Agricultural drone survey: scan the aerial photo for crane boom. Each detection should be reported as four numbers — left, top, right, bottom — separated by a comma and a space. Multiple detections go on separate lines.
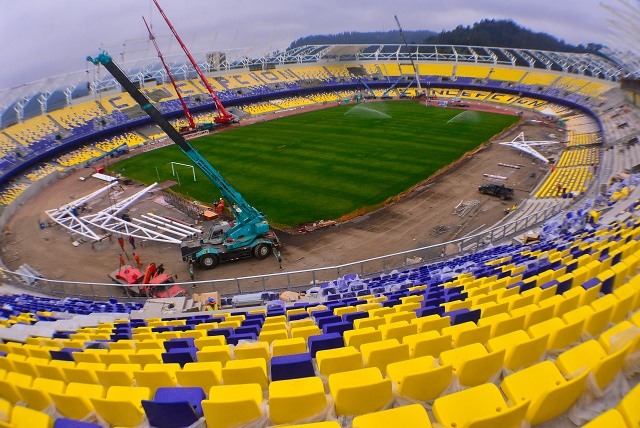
143, 16, 196, 131
394, 15, 422, 93
152, 0, 234, 124
88, 51, 278, 268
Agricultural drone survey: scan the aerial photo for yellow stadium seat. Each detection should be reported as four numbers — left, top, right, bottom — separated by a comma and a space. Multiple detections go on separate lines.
36, 359, 74, 382
556, 339, 629, 391
439, 343, 505, 388
133, 363, 179, 394
617, 382, 640, 427
583, 408, 627, 428
91, 386, 151, 427
411, 314, 450, 333
72, 349, 107, 363
386, 355, 452, 402
486, 330, 547, 372
175, 361, 222, 391
129, 349, 163, 366
203, 383, 264, 428
222, 358, 268, 389
315, 346, 363, 377
271, 337, 307, 357
354, 317, 385, 330
344, 327, 382, 350
442, 322, 491, 347
2, 406, 54, 428
0, 372, 31, 404
510, 304, 555, 329
433, 382, 529, 428
352, 404, 433, 428
478, 313, 525, 338
234, 341, 271, 361
328, 367, 392, 417
50, 382, 105, 420
360, 339, 410, 374
16, 377, 64, 410
378, 320, 417, 342
562, 305, 612, 337
527, 318, 584, 351
96, 363, 141, 388
269, 377, 327, 424
501, 360, 589, 425
194, 336, 226, 349
598, 321, 639, 353
63, 361, 104, 384
401, 330, 452, 359
197, 345, 232, 364
258, 330, 288, 344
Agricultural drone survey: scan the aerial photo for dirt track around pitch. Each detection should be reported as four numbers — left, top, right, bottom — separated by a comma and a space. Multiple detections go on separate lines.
0, 101, 561, 297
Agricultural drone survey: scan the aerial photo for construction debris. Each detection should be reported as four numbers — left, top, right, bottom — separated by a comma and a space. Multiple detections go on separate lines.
452, 200, 480, 218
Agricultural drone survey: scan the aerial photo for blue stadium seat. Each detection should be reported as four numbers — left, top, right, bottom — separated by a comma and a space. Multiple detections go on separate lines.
271, 353, 315, 381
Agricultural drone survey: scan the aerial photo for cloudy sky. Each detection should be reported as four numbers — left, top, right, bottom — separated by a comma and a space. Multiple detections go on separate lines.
0, 0, 618, 90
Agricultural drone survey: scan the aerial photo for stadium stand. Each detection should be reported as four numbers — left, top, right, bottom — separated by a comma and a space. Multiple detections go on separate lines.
2, 43, 640, 427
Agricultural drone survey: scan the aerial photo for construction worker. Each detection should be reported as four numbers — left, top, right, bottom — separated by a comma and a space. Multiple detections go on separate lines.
189, 261, 196, 288
119, 253, 125, 269
117, 236, 125, 251
129, 235, 136, 249
156, 263, 165, 275
133, 252, 142, 268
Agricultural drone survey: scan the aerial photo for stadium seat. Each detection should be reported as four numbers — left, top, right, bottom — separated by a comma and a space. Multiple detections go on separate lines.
175, 361, 222, 391
270, 352, 315, 381
486, 330, 547, 371
95, 363, 140, 388
360, 339, 410, 374
91, 386, 151, 427
501, 360, 589, 425
202, 384, 264, 428
440, 343, 505, 387
268, 377, 327, 424
16, 377, 64, 410
618, 382, 640, 427
555, 339, 628, 391
433, 382, 529, 428
352, 404, 433, 428
315, 346, 363, 377
583, 408, 627, 427
222, 358, 268, 388
50, 382, 105, 420
386, 355, 453, 401
133, 363, 180, 394
142, 386, 206, 428
402, 331, 452, 358
328, 367, 392, 416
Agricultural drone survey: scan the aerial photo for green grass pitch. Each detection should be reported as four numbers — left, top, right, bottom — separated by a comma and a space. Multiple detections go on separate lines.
109, 101, 519, 227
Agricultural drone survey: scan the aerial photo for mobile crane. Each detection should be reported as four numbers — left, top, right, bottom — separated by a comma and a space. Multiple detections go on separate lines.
152, 0, 235, 125
88, 51, 280, 269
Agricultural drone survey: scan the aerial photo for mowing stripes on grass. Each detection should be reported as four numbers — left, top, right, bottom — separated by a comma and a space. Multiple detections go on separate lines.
109, 101, 519, 227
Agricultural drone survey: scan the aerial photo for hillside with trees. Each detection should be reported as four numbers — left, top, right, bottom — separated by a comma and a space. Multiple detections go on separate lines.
287, 19, 602, 53
288, 30, 436, 49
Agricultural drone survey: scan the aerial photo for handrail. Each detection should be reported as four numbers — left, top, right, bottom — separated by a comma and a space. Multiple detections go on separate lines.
0, 200, 565, 301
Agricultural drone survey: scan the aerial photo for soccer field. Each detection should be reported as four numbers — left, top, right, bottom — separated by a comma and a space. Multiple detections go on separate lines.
109, 101, 519, 227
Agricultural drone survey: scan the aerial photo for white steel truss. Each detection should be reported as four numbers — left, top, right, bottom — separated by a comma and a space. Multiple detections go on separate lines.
498, 132, 560, 163
46, 182, 201, 244
45, 182, 120, 240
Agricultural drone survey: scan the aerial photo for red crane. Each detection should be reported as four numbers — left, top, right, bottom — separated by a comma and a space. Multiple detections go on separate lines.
152, 0, 235, 124
143, 16, 196, 131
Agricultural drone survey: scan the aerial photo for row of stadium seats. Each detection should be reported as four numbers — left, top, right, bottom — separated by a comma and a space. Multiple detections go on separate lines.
556, 147, 600, 167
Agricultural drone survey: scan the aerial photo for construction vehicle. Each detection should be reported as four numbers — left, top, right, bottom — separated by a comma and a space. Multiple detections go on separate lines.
88, 51, 280, 269
109, 265, 188, 298
151, 0, 235, 125
478, 183, 515, 200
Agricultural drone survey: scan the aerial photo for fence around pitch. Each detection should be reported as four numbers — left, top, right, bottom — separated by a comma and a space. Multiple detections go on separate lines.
0, 201, 565, 302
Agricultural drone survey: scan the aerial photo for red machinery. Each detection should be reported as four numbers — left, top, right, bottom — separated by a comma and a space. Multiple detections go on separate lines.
143, 16, 196, 131
152, 0, 235, 124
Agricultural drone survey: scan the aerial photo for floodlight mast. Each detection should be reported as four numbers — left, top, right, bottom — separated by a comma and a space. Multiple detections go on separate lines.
394, 15, 423, 94
143, 16, 196, 131
152, 0, 234, 124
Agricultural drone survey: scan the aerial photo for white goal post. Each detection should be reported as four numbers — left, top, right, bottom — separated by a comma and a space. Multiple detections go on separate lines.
170, 162, 196, 182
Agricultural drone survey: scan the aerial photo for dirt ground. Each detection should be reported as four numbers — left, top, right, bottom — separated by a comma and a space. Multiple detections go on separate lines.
0, 100, 564, 297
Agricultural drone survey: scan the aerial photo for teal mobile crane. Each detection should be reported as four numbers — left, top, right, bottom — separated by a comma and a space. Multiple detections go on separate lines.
88, 52, 280, 269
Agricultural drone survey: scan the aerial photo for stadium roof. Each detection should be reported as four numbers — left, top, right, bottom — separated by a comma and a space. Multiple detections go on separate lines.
1, 43, 639, 120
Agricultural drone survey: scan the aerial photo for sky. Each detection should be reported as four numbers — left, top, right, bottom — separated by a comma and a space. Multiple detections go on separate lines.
0, 0, 618, 91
